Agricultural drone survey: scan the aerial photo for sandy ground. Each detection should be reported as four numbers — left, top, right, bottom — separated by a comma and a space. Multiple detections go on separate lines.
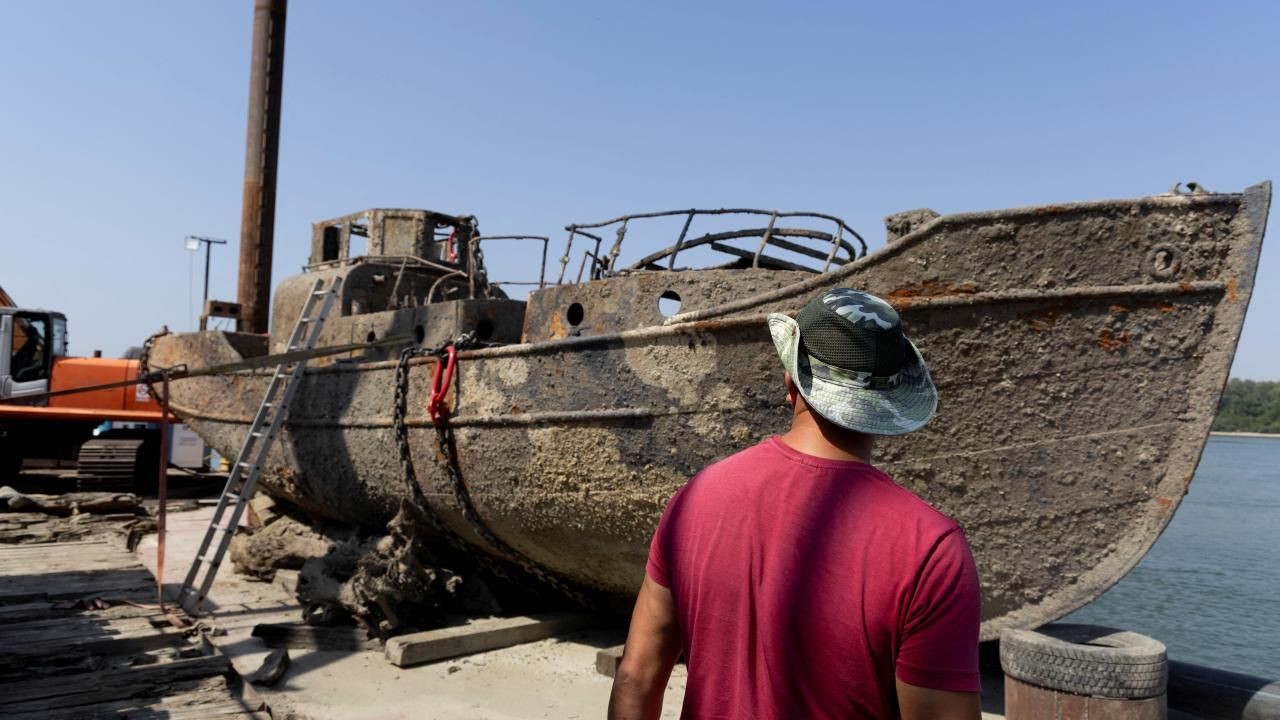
137, 505, 1021, 719
136, 505, 687, 719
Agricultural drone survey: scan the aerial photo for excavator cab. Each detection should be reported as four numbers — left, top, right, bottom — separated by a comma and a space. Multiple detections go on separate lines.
0, 309, 66, 403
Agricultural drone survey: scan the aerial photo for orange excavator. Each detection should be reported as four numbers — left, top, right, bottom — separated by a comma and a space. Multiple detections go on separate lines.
0, 306, 171, 486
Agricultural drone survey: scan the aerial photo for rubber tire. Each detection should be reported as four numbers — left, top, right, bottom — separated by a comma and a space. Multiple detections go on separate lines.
1000, 624, 1167, 699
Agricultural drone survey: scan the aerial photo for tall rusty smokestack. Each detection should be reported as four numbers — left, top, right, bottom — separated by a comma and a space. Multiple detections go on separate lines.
236, 0, 287, 334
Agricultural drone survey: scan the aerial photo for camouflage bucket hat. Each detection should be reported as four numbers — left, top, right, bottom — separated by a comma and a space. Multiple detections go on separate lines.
767, 289, 938, 436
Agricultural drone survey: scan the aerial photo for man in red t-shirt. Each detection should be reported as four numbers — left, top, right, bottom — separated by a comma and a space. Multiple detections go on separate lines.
609, 289, 981, 720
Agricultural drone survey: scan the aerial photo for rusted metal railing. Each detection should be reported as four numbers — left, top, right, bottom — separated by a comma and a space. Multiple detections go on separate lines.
558, 209, 866, 284
475, 236, 551, 290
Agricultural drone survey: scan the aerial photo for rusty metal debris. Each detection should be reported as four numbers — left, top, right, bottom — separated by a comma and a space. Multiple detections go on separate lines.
151, 182, 1270, 640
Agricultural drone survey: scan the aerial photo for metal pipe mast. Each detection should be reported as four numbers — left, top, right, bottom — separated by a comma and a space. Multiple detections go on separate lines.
236, 0, 287, 334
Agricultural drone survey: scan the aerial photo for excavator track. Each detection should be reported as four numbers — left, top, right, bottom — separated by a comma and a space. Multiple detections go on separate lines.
76, 431, 159, 492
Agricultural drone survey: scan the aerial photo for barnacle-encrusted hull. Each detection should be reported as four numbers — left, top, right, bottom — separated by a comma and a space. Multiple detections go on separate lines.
151, 183, 1270, 639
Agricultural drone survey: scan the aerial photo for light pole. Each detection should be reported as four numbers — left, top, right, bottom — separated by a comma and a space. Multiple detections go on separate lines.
184, 236, 228, 304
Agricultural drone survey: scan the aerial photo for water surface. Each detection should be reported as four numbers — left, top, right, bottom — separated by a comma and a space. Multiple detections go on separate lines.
1064, 435, 1279, 678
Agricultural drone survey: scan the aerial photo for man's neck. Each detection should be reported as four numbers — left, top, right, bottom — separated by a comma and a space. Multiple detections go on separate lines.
780, 406, 874, 464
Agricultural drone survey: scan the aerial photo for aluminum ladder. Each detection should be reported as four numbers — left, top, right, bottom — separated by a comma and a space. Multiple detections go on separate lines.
177, 276, 343, 614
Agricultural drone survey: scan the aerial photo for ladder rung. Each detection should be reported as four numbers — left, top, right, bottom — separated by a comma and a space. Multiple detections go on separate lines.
179, 281, 330, 610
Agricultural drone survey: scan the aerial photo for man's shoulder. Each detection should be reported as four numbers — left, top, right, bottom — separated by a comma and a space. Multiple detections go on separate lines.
873, 470, 964, 536
685, 438, 784, 485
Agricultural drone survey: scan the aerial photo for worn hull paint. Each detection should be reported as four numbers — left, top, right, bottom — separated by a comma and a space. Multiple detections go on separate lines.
150, 183, 1270, 640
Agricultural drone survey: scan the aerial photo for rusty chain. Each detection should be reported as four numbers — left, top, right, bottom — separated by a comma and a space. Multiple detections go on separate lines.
392, 340, 594, 608
137, 327, 172, 402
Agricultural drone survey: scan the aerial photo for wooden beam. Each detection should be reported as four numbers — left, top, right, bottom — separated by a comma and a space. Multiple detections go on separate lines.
596, 644, 625, 678
384, 612, 594, 668
251, 623, 380, 651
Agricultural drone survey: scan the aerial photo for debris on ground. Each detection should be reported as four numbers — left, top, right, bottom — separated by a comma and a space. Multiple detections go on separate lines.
0, 486, 145, 515
229, 495, 355, 580
229, 496, 517, 639
298, 502, 501, 638
0, 539, 261, 716
0, 487, 154, 544
249, 647, 291, 686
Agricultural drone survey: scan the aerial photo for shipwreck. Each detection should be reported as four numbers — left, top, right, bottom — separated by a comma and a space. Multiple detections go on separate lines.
148, 181, 1270, 640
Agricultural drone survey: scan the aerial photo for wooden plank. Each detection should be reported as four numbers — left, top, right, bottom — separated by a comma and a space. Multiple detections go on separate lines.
251, 622, 381, 651
0, 538, 116, 551
596, 644, 625, 678
0, 544, 131, 559
0, 570, 153, 603
0, 616, 183, 658
384, 612, 594, 668
0, 654, 232, 710
2, 676, 262, 718
0, 532, 260, 717
0, 600, 157, 624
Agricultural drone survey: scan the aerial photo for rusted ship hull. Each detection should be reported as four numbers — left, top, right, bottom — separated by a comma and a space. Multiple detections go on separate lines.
150, 183, 1270, 640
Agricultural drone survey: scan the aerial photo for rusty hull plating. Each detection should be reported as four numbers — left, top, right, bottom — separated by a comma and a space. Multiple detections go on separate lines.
150, 182, 1271, 640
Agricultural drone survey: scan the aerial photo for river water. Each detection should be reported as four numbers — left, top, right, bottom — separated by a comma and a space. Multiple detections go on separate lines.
1063, 435, 1279, 678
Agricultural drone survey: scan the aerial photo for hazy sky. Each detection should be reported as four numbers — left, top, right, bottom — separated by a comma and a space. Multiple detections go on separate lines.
1, 1, 1276, 378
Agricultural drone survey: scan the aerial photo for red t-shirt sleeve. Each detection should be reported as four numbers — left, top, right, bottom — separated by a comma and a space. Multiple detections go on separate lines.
646, 487, 685, 588
895, 527, 982, 692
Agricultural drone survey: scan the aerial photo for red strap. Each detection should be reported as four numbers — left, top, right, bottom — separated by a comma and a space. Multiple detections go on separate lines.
156, 375, 170, 609
428, 345, 457, 425
447, 228, 459, 262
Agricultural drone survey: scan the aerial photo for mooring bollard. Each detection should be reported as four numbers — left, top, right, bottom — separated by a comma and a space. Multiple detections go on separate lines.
1001, 624, 1168, 720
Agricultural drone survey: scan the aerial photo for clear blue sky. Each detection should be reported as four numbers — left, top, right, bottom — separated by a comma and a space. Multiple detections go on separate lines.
2, 1, 1276, 378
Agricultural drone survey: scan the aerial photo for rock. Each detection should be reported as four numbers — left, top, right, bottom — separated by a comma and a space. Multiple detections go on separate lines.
274, 568, 300, 594
229, 502, 351, 580
247, 494, 280, 528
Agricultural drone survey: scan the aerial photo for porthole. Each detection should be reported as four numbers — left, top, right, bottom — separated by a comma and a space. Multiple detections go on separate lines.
658, 290, 682, 317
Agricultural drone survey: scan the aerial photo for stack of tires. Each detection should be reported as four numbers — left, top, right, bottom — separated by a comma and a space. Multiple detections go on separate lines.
1001, 624, 1168, 719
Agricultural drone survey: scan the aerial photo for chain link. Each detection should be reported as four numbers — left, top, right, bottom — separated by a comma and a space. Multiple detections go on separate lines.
137, 327, 171, 403
393, 340, 595, 607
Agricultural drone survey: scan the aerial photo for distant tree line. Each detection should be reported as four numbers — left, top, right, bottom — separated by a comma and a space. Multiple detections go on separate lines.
1212, 378, 1280, 434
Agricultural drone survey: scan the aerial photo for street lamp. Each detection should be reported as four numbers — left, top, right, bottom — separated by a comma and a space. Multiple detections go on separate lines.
184, 236, 228, 304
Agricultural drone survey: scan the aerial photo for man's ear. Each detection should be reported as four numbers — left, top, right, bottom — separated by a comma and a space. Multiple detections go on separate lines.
784, 372, 798, 408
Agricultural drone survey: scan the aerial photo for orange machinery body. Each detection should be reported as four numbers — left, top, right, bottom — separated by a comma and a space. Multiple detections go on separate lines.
0, 357, 170, 423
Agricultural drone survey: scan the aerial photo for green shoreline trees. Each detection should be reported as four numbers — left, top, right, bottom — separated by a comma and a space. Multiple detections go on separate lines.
1213, 379, 1280, 434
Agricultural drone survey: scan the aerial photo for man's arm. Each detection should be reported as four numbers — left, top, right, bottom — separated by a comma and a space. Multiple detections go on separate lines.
895, 527, 983, 720
607, 576, 682, 720
896, 679, 981, 720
